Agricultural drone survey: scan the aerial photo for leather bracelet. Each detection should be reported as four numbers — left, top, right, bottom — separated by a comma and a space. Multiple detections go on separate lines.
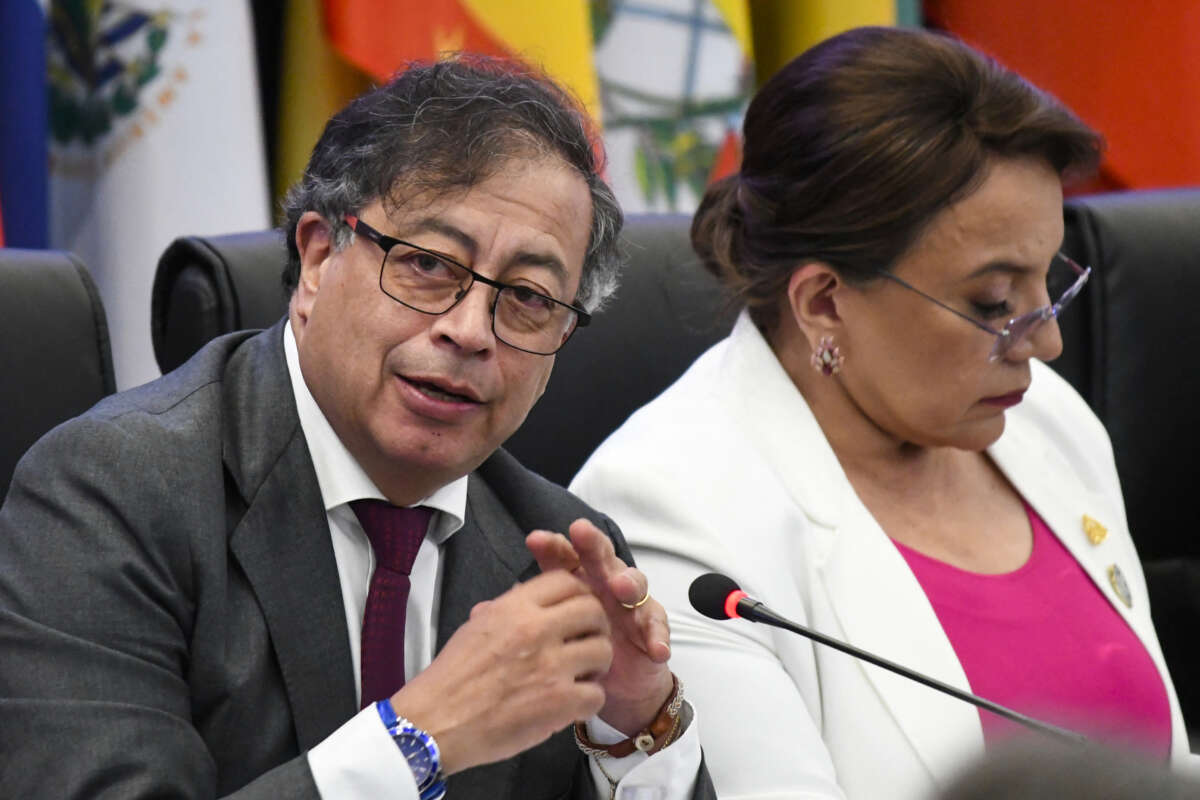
573, 674, 684, 758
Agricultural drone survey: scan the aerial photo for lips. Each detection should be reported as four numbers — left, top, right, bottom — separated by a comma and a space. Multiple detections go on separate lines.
981, 390, 1026, 408
400, 375, 483, 404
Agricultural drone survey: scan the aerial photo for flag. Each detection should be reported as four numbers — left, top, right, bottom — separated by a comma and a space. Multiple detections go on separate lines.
0, 1, 49, 249
274, 0, 370, 203
323, 0, 598, 114
274, 0, 600, 208
926, 0, 1200, 191
592, 0, 754, 213
48, 1, 270, 389
592, 0, 922, 214
748, 0, 918, 85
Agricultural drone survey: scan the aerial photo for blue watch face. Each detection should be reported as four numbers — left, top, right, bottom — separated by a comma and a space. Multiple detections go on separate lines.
398, 732, 436, 783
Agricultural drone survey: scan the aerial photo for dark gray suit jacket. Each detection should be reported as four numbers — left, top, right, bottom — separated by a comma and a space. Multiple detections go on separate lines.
0, 322, 714, 799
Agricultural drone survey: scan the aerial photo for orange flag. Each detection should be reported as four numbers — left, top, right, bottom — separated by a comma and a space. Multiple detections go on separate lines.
927, 0, 1200, 191
275, 1, 599, 205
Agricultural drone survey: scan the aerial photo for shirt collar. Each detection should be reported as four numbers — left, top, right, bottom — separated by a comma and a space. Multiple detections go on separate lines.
283, 322, 466, 542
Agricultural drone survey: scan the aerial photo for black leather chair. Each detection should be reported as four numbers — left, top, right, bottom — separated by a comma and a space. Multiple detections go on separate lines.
1061, 189, 1200, 562
0, 249, 116, 503
151, 230, 290, 374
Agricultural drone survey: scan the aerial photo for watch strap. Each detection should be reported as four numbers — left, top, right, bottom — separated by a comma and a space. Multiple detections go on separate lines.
376, 699, 447, 800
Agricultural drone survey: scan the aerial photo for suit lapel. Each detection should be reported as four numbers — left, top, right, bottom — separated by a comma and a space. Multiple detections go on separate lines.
821, 503, 985, 784
721, 313, 984, 785
224, 323, 357, 750
436, 472, 537, 650
990, 404, 1191, 758
989, 421, 1141, 628
437, 472, 537, 800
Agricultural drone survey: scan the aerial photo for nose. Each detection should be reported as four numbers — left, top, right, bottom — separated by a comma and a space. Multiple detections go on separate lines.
1003, 315, 1064, 364
1032, 314, 1065, 362
428, 283, 497, 355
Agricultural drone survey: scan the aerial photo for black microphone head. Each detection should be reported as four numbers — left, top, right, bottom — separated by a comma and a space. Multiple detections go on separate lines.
689, 572, 741, 620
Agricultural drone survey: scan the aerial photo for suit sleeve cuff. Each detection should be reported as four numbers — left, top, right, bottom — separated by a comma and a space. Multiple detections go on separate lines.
585, 701, 701, 798
308, 704, 421, 799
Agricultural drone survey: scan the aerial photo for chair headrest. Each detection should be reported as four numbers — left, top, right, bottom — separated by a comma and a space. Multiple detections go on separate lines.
0, 249, 115, 501
151, 230, 288, 373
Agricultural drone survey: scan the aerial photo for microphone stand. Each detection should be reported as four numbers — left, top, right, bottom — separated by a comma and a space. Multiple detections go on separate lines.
739, 599, 1088, 745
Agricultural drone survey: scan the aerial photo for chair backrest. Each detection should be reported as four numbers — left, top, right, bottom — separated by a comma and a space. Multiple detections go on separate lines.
507, 215, 736, 484
151, 230, 289, 374
1061, 188, 1200, 563
149, 196, 1199, 517
0, 249, 115, 502
1061, 188, 1200, 750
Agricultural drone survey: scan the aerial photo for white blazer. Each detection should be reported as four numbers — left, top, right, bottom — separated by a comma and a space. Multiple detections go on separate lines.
572, 312, 1190, 800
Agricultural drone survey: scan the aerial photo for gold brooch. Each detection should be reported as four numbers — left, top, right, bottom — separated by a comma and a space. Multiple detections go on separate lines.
1108, 564, 1132, 608
1082, 514, 1107, 545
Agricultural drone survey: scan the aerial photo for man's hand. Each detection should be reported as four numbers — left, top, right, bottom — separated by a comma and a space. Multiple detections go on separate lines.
526, 519, 675, 737
390, 570, 613, 776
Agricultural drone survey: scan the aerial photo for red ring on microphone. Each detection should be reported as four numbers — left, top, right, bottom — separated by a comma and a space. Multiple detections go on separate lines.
724, 590, 748, 619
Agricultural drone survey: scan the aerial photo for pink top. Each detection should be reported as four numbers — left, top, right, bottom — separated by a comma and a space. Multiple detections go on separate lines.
894, 504, 1171, 759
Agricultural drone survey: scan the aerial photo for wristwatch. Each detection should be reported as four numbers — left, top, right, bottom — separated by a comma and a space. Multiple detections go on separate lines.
376, 699, 447, 800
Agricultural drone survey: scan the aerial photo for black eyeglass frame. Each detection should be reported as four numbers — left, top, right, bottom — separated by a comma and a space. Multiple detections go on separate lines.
343, 214, 591, 355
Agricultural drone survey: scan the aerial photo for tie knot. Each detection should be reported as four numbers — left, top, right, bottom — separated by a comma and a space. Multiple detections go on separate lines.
350, 500, 432, 575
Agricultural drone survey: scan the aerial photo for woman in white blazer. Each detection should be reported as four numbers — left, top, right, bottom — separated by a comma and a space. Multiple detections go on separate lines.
571, 27, 1191, 800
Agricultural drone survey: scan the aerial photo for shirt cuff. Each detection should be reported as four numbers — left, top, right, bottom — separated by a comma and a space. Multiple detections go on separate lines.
585, 702, 701, 799
308, 704, 421, 799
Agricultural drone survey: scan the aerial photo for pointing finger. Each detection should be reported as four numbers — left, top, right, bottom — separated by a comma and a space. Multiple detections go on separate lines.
526, 530, 581, 574
568, 519, 622, 577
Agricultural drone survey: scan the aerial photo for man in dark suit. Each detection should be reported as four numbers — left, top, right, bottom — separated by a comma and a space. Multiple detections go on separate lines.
0, 57, 712, 799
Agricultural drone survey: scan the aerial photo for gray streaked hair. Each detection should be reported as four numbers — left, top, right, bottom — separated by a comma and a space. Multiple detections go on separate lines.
280, 55, 623, 312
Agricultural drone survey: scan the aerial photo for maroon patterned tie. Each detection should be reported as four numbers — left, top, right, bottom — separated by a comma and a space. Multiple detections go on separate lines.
351, 499, 433, 709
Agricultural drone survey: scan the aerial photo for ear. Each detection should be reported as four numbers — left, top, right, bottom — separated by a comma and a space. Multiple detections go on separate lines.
290, 211, 335, 330
784, 261, 844, 347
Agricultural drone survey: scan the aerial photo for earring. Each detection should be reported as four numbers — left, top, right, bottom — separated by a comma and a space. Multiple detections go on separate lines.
810, 336, 843, 376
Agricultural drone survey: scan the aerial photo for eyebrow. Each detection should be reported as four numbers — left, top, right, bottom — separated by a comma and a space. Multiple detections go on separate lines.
963, 261, 1033, 280
962, 256, 1058, 281
401, 216, 569, 282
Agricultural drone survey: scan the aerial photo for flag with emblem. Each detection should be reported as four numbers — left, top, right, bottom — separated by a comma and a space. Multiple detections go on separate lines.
592, 0, 754, 214
48, 0, 270, 388
594, 0, 921, 214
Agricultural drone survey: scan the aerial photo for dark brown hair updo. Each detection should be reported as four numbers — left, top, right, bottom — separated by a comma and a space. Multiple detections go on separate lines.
691, 26, 1101, 333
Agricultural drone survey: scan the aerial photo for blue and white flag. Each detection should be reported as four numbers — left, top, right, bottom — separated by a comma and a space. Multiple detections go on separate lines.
0, 1, 49, 249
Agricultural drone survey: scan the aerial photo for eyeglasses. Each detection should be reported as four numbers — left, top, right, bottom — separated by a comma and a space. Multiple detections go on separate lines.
875, 253, 1091, 362
344, 215, 590, 355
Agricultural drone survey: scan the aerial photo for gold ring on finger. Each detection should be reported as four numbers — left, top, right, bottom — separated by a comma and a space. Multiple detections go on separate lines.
621, 592, 651, 610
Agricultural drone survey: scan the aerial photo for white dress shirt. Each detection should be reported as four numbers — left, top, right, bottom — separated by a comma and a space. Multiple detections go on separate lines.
283, 324, 700, 799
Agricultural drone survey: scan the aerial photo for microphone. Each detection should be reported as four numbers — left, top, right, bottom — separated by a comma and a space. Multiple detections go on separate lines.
689, 572, 1086, 744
